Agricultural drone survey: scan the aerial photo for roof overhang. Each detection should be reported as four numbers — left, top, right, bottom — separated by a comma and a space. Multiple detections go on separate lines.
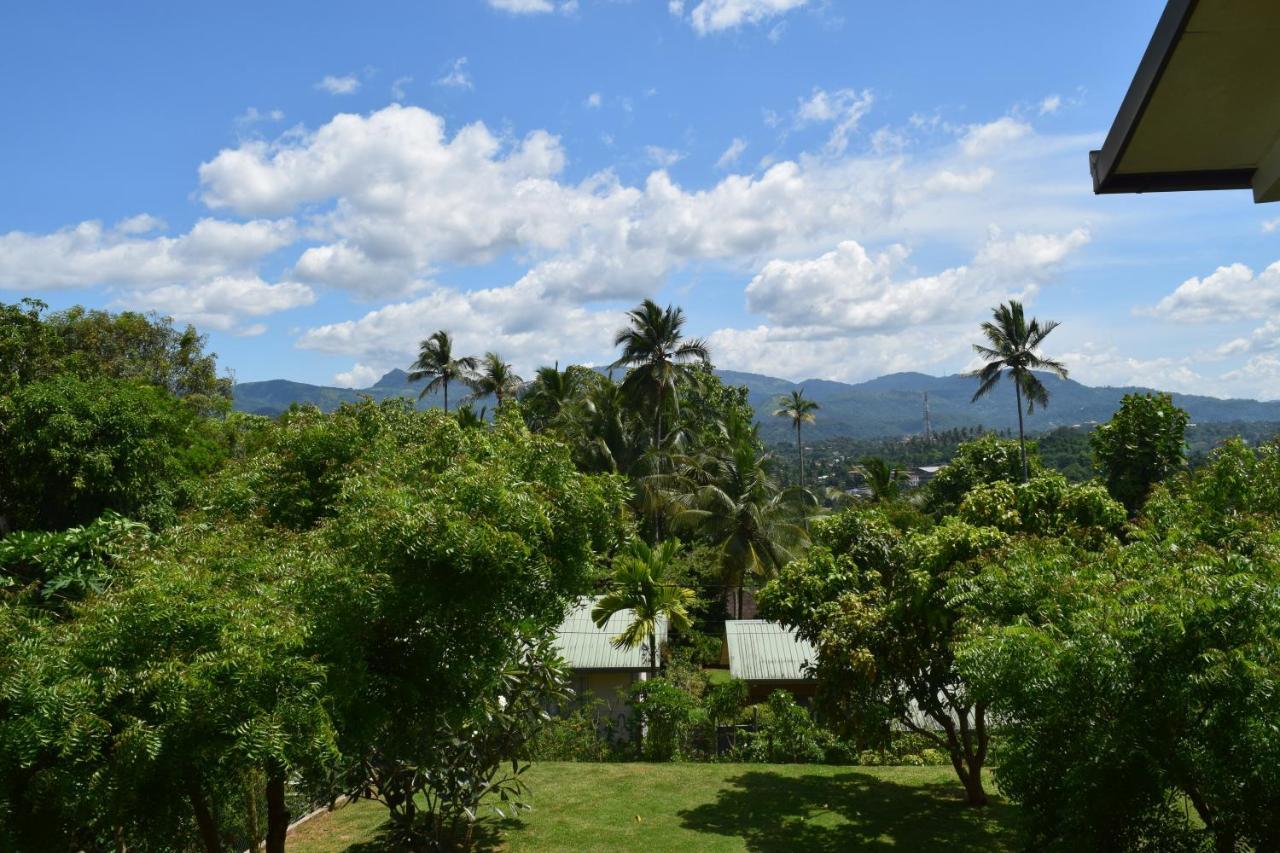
1091, 0, 1280, 202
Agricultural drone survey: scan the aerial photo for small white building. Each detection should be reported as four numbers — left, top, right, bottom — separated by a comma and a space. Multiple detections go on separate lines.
552, 597, 668, 734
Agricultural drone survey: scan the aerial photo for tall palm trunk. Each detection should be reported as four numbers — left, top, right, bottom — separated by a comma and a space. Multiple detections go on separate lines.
1014, 377, 1028, 483
443, 377, 449, 413
795, 421, 804, 488
652, 386, 665, 544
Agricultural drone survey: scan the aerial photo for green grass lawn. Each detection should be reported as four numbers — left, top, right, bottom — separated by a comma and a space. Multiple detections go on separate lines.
288, 762, 1020, 852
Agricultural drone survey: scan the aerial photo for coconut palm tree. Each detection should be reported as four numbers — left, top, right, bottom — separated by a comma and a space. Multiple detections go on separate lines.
968, 301, 1068, 482
407, 330, 477, 412
773, 390, 820, 488
664, 411, 814, 617
523, 362, 583, 430
466, 351, 524, 409
853, 456, 910, 502
592, 539, 695, 679
611, 300, 710, 452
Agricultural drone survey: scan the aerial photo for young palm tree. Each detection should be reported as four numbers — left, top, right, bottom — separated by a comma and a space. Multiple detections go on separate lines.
466, 351, 524, 409
591, 539, 695, 679
968, 301, 1068, 482
407, 330, 477, 412
611, 300, 710, 452
772, 390, 820, 488
523, 362, 582, 429
665, 411, 814, 617
853, 456, 909, 502
454, 402, 486, 429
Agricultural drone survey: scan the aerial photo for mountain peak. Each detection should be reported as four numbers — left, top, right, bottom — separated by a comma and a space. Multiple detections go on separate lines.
372, 368, 410, 389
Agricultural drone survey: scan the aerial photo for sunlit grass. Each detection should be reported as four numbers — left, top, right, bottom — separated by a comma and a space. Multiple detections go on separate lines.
289, 762, 1020, 852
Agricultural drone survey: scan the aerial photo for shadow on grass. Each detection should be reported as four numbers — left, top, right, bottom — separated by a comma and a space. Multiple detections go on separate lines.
341, 816, 514, 853
677, 770, 1019, 853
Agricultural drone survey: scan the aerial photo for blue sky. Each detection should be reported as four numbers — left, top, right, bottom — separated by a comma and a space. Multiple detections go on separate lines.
4, 0, 1280, 397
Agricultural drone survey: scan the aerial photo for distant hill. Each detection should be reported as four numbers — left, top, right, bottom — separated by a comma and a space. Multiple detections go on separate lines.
233, 368, 1280, 443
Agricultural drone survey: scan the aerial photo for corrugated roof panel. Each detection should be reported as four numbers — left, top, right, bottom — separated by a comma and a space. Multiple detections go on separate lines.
553, 597, 669, 671
724, 620, 816, 682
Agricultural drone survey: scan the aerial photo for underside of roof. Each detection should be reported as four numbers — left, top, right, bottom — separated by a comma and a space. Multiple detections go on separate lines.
1091, 0, 1280, 202
553, 597, 669, 671
723, 620, 816, 683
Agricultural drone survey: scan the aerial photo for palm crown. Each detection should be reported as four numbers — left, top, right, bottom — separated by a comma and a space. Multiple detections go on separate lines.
772, 389, 820, 488
407, 330, 477, 412
612, 299, 710, 448
968, 300, 1068, 481
466, 351, 524, 408
591, 538, 694, 676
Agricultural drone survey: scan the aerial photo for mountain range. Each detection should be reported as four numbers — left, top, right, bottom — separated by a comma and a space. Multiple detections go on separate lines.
232, 368, 1280, 444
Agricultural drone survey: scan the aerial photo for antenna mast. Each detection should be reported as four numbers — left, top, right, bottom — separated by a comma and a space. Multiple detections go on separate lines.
923, 391, 933, 441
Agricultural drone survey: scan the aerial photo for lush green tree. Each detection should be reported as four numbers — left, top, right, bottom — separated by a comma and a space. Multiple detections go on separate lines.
958, 457, 1280, 848
773, 390, 819, 488
1091, 392, 1190, 514
852, 456, 909, 502
611, 299, 710, 453
0, 524, 341, 853
761, 472, 1123, 809
466, 351, 524, 409
968, 301, 1068, 482
407, 329, 478, 412
352, 635, 571, 850
592, 538, 695, 678
760, 510, 1005, 806
0, 300, 231, 414
0, 375, 221, 532
924, 433, 1041, 517
0, 298, 53, 396
211, 401, 628, 843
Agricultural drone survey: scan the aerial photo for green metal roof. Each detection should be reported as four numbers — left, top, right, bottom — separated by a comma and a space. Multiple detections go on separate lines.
553, 596, 669, 671
724, 620, 816, 682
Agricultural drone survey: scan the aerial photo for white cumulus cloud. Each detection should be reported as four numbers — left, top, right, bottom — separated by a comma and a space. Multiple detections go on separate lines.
315, 74, 361, 95
683, 0, 808, 35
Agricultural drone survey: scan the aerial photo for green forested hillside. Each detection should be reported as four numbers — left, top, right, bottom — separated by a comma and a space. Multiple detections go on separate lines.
236, 367, 1280, 445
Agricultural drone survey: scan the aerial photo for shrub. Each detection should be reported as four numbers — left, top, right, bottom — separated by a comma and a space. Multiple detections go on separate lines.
733, 692, 826, 764
523, 702, 618, 762
628, 678, 710, 761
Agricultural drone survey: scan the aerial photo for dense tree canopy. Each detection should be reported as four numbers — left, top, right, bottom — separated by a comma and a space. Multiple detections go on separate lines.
1091, 391, 1189, 513
958, 439, 1280, 850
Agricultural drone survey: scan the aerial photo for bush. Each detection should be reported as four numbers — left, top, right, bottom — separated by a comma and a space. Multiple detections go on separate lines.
628, 678, 710, 761
732, 692, 826, 764
523, 702, 619, 762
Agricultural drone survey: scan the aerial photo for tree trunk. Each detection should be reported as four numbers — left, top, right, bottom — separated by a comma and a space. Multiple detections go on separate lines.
443, 378, 449, 413
245, 771, 263, 853
653, 388, 664, 544
187, 777, 222, 853
796, 422, 804, 488
649, 630, 658, 680
1014, 378, 1028, 483
265, 773, 290, 853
